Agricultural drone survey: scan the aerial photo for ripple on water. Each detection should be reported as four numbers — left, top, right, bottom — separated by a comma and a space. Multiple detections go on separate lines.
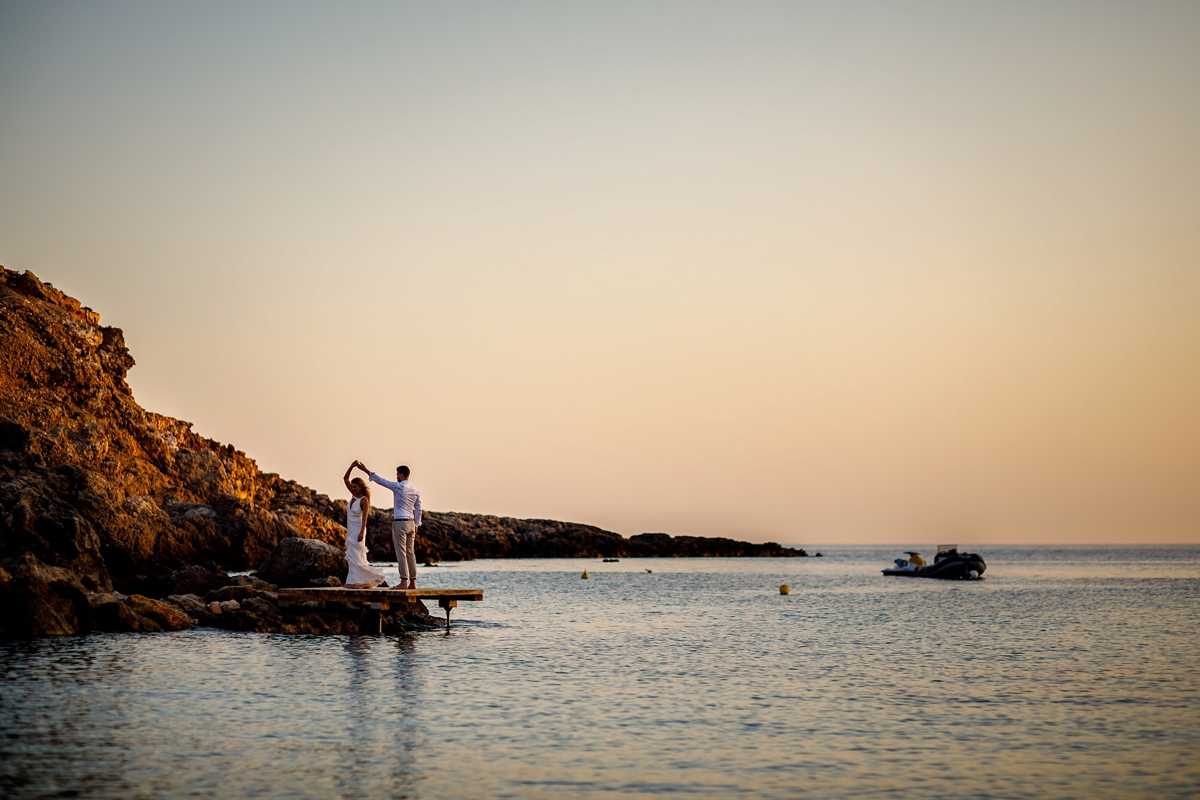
1, 546, 1198, 798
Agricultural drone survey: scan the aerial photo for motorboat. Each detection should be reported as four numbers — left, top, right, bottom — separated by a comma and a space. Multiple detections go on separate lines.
882, 544, 985, 580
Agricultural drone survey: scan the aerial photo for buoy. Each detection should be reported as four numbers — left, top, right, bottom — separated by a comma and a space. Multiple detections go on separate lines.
779, 584, 790, 595
645, 569, 653, 574
581, 570, 589, 579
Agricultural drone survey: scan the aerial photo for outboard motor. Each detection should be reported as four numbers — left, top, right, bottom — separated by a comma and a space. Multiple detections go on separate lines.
963, 553, 987, 579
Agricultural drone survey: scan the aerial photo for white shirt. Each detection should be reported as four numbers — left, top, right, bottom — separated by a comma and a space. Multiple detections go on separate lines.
368, 473, 422, 526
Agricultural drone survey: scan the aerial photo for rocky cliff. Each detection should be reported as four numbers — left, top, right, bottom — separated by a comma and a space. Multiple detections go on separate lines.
0, 267, 800, 636
0, 268, 346, 591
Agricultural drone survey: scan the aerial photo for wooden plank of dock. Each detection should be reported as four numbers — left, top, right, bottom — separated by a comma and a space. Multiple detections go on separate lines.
277, 587, 483, 602
275, 587, 483, 631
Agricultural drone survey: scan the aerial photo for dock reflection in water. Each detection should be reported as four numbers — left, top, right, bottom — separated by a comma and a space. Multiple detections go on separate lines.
1, 633, 428, 798
2, 546, 1199, 798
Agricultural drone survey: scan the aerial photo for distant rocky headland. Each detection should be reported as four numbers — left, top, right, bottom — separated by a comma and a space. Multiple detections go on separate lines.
0, 268, 803, 637
405, 513, 802, 562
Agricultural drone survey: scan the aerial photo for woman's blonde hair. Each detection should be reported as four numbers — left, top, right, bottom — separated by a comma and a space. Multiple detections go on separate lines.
350, 477, 368, 495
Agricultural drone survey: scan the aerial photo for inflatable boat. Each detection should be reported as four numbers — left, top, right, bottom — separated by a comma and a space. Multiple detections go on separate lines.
882, 545, 985, 580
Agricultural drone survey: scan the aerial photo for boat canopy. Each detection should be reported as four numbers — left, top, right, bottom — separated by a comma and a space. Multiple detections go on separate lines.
936, 544, 958, 555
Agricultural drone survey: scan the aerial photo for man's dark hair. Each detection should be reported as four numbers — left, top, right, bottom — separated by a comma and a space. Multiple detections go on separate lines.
396, 465, 410, 478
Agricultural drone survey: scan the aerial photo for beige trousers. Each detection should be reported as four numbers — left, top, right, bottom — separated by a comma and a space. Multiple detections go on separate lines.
392, 519, 417, 583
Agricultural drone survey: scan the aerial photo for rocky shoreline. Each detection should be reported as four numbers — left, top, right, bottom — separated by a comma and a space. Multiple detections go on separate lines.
0, 268, 804, 638
389, 511, 806, 562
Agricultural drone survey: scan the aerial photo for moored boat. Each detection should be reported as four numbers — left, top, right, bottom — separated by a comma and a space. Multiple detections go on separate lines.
883, 544, 986, 580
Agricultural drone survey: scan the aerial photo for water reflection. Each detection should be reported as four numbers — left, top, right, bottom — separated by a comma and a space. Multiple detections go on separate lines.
1, 549, 1198, 799
0, 631, 437, 799
390, 636, 425, 799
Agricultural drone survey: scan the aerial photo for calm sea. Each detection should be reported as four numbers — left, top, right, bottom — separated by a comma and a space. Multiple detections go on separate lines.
2, 546, 1198, 799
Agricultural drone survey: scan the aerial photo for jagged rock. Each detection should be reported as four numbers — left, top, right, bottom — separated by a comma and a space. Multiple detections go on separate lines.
216, 596, 282, 632
256, 537, 348, 587
184, 575, 439, 634
126, 594, 193, 630
205, 584, 276, 603
205, 593, 439, 634
0, 554, 90, 637
162, 593, 214, 624
87, 592, 142, 631
228, 574, 276, 591
308, 575, 343, 587
0, 470, 113, 592
87, 591, 193, 632
160, 563, 231, 597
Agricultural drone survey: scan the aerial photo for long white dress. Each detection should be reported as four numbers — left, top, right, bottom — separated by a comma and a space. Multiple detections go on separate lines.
345, 497, 386, 587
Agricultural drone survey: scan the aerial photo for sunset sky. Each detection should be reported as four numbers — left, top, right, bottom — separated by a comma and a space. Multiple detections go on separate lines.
2, 1, 1197, 544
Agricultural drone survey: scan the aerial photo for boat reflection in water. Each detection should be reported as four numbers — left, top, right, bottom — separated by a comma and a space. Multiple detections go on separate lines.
883, 544, 986, 580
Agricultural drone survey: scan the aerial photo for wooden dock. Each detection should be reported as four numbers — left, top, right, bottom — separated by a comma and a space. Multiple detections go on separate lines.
276, 587, 483, 631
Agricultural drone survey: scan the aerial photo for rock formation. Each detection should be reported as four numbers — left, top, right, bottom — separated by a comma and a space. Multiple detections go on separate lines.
157, 572, 432, 635
0, 269, 347, 582
0, 552, 196, 636
0, 268, 378, 635
256, 536, 348, 587
366, 510, 805, 562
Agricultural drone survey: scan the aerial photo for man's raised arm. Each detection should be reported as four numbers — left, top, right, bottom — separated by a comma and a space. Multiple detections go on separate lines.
355, 461, 402, 491
368, 471, 403, 491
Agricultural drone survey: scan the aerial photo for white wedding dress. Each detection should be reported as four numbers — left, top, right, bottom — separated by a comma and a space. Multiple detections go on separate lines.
345, 497, 386, 587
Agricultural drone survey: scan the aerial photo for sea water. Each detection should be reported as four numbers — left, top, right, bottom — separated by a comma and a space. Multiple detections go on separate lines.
2, 546, 1198, 799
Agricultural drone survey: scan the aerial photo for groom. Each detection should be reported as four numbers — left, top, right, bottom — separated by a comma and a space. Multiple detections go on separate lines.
352, 460, 422, 590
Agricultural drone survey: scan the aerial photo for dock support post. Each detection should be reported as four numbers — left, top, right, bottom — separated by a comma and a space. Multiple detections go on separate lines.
438, 598, 457, 632
366, 602, 387, 635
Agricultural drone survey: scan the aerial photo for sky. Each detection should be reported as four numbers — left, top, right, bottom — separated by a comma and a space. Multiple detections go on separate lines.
1, 1, 1197, 545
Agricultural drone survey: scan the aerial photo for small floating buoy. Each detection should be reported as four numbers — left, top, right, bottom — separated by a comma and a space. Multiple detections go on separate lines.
581, 570, 589, 579
645, 569, 652, 574
779, 584, 790, 595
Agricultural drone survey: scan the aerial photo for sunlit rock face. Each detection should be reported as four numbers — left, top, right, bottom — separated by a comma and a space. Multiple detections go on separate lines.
0, 267, 348, 635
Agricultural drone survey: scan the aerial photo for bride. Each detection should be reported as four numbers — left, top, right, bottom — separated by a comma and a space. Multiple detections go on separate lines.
343, 463, 387, 589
